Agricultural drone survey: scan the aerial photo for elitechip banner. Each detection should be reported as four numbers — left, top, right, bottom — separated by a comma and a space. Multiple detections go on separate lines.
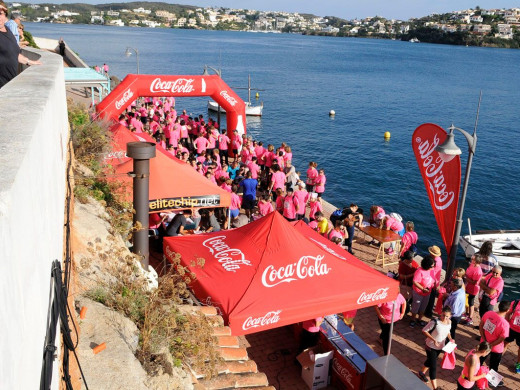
412, 123, 461, 256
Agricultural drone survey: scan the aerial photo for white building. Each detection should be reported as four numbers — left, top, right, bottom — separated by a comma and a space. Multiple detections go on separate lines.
108, 19, 124, 26
133, 7, 151, 15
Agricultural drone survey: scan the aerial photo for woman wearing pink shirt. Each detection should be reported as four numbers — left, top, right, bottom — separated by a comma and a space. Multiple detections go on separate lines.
457, 342, 490, 390
305, 162, 318, 193
400, 221, 418, 257
247, 157, 260, 179
314, 169, 326, 198
255, 141, 266, 171
463, 254, 484, 326
327, 222, 346, 243
423, 245, 443, 318
283, 145, 293, 164
231, 130, 242, 158
410, 255, 435, 327
193, 133, 209, 156
275, 188, 285, 214
505, 299, 520, 373
375, 293, 406, 355
229, 185, 241, 220
263, 144, 275, 169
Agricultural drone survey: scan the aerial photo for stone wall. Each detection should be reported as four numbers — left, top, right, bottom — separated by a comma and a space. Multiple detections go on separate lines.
0, 47, 69, 390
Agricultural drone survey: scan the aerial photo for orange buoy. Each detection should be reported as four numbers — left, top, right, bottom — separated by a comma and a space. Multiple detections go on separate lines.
92, 342, 106, 354
80, 306, 87, 319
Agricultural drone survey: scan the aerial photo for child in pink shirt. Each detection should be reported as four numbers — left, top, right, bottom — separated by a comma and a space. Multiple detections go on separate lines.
308, 195, 323, 221
257, 193, 274, 217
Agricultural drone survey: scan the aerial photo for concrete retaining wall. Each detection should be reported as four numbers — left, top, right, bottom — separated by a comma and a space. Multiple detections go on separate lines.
34, 36, 90, 68
0, 47, 68, 390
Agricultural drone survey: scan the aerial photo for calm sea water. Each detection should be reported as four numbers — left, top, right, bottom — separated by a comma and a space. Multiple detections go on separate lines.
26, 23, 520, 297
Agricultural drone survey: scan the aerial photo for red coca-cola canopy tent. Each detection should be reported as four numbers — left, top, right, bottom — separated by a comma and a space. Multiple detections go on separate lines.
164, 212, 399, 335
106, 125, 231, 212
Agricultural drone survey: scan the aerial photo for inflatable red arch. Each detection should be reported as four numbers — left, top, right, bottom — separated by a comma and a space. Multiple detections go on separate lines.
96, 74, 247, 140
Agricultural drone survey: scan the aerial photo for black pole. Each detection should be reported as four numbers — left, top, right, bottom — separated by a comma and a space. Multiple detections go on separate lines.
127, 142, 156, 271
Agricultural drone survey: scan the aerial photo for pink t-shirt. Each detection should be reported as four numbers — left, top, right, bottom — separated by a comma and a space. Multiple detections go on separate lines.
271, 171, 286, 190
327, 229, 344, 242
258, 200, 274, 216
275, 196, 284, 213
509, 301, 520, 333
194, 137, 209, 154
180, 125, 188, 139
432, 256, 443, 287
231, 135, 242, 149
293, 190, 309, 215
482, 274, 504, 305
230, 193, 241, 210
385, 216, 404, 233
302, 317, 323, 333
308, 200, 323, 219
413, 268, 435, 296
481, 311, 509, 353
314, 174, 326, 193
283, 152, 293, 163
247, 162, 260, 179
308, 220, 318, 230
378, 293, 406, 323
240, 148, 251, 164
400, 231, 418, 254
220, 183, 232, 193
283, 195, 298, 219
465, 264, 483, 296
263, 151, 275, 167
218, 134, 230, 150
207, 133, 217, 149
306, 167, 318, 185
255, 146, 265, 161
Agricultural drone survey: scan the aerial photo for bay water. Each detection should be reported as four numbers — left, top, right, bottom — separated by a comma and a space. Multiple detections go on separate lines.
26, 23, 520, 297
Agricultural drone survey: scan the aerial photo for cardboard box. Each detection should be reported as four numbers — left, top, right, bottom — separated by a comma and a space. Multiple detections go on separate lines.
297, 346, 334, 390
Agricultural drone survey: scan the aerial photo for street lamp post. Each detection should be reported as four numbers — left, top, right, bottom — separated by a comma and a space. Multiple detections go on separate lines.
435, 123, 478, 281
125, 47, 140, 74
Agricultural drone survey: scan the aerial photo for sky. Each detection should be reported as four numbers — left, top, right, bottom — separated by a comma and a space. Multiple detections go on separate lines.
30, 0, 520, 20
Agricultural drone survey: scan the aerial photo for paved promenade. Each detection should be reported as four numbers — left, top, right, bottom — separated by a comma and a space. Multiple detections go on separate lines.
241, 199, 518, 390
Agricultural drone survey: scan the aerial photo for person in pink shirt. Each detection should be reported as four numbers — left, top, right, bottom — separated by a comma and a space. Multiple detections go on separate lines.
305, 161, 318, 193
479, 265, 504, 318
314, 169, 326, 198
327, 221, 346, 243
369, 205, 386, 226
130, 114, 144, 133
410, 255, 435, 327
219, 178, 232, 193
479, 301, 510, 379
293, 181, 309, 221
262, 144, 275, 170
254, 141, 266, 170
282, 187, 299, 222
505, 299, 520, 373
375, 292, 406, 355
457, 342, 491, 390
218, 131, 230, 165
207, 128, 218, 153
424, 245, 443, 318
231, 130, 242, 158
269, 165, 286, 201
229, 184, 241, 221
247, 157, 260, 179
275, 150, 285, 169
193, 133, 209, 156
283, 145, 293, 164
381, 214, 404, 255
463, 254, 484, 326
399, 221, 418, 257
308, 193, 323, 221
240, 145, 251, 165
299, 317, 324, 353
275, 188, 285, 214
257, 193, 274, 217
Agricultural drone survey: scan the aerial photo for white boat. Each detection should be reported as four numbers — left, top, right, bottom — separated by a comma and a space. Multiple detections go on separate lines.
208, 100, 263, 116
460, 230, 520, 269
208, 74, 263, 117
409, 37, 420, 43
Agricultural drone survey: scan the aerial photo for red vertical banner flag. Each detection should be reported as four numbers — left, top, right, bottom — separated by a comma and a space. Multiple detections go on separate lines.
412, 123, 461, 256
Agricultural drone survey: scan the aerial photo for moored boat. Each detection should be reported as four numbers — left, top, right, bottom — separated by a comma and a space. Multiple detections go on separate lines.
208, 100, 263, 116
460, 230, 520, 269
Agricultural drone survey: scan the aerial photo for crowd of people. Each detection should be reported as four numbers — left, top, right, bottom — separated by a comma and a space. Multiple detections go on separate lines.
0, 2, 41, 90
119, 96, 519, 389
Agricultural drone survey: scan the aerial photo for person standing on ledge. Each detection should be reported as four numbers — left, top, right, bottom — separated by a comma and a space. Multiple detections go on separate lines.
0, 2, 41, 89
59, 37, 65, 56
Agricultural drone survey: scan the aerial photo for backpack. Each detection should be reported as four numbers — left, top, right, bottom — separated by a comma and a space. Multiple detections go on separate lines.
330, 209, 344, 226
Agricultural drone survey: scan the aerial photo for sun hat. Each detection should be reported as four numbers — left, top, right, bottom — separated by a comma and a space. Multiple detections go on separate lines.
428, 245, 441, 257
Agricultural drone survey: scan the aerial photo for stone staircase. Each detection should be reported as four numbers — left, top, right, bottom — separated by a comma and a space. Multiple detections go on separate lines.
180, 306, 275, 390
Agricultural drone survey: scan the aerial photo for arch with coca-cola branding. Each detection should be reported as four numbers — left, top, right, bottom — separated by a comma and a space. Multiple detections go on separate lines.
164, 212, 399, 336
95, 74, 247, 141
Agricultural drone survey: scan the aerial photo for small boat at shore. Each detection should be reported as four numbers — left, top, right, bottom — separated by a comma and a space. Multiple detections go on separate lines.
208, 74, 264, 117
409, 37, 420, 43
460, 230, 520, 269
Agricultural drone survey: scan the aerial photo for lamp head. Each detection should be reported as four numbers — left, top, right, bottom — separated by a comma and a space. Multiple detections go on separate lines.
125, 47, 132, 58
435, 125, 462, 162
202, 65, 209, 76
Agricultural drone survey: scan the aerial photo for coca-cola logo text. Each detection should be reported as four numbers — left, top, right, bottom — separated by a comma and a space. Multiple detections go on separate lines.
357, 288, 389, 305
333, 358, 354, 388
309, 238, 346, 260
415, 134, 455, 211
202, 236, 252, 272
242, 310, 281, 331
219, 90, 237, 106
115, 88, 134, 110
150, 78, 195, 94
261, 255, 331, 288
